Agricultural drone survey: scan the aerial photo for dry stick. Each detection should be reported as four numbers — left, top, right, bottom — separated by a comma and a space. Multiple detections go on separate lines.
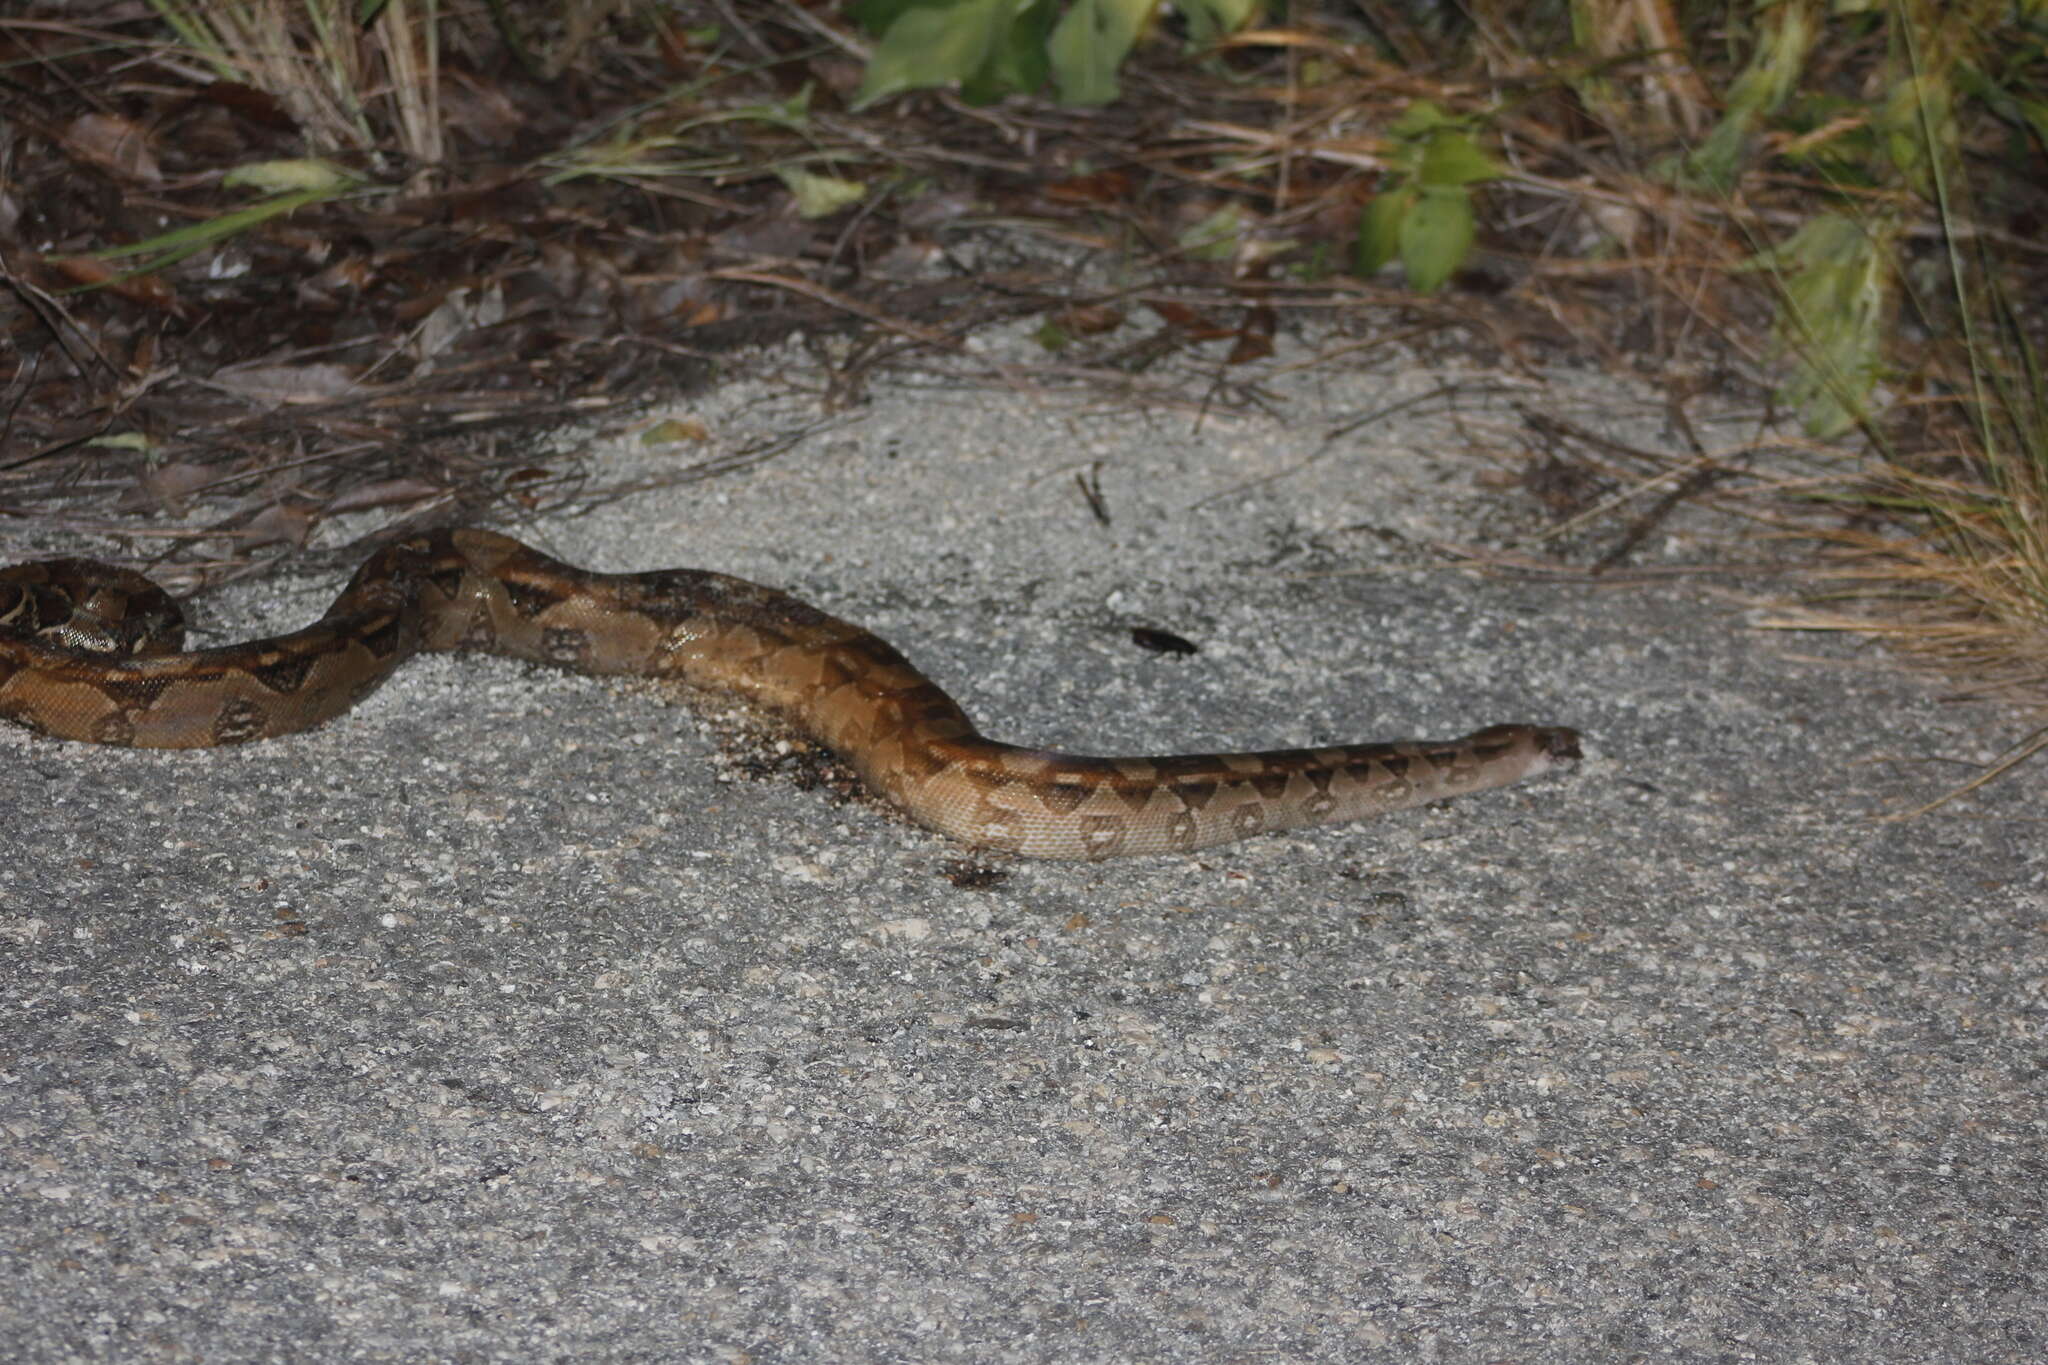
1517, 452, 1726, 551
0, 253, 123, 386
706, 268, 963, 351
1420, 541, 1797, 583
1186, 379, 1531, 512
1881, 722, 2048, 821
1586, 390, 1755, 569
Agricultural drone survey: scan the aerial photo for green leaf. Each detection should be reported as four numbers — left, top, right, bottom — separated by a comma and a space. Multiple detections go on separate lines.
775, 167, 867, 218
1744, 214, 1890, 436
1417, 131, 1500, 188
1387, 99, 1452, 139
221, 158, 357, 194
1047, 0, 1154, 106
86, 432, 152, 452
848, 0, 929, 37
961, 0, 1055, 103
87, 187, 336, 275
1178, 202, 1247, 261
1353, 186, 1415, 276
853, 0, 1015, 109
2017, 97, 2048, 154
1398, 186, 1475, 294
1178, 0, 1257, 45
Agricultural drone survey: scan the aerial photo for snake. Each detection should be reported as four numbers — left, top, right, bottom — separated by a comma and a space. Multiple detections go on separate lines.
0, 528, 1580, 859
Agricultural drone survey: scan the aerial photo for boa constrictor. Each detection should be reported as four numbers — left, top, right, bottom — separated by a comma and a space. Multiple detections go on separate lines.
0, 528, 1579, 859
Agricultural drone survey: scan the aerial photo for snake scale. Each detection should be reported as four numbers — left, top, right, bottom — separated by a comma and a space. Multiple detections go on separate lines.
0, 528, 1580, 859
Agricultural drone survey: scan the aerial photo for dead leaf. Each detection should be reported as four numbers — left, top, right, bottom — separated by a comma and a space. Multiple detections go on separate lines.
404, 283, 505, 369
117, 461, 214, 514
1059, 303, 1124, 336
242, 502, 313, 548
297, 256, 373, 309
1227, 305, 1277, 364
61, 113, 161, 184
1150, 301, 1233, 341
210, 362, 361, 405
1043, 171, 1132, 204
46, 255, 180, 312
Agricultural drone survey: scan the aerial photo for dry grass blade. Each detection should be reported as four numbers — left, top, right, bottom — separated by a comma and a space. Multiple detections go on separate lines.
1876, 722, 2048, 821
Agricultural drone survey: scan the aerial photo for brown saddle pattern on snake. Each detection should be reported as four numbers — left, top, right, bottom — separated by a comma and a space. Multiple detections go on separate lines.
0, 528, 1580, 859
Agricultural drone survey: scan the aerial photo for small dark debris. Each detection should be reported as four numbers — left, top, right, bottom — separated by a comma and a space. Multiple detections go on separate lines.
942, 861, 1010, 889
1130, 626, 1198, 656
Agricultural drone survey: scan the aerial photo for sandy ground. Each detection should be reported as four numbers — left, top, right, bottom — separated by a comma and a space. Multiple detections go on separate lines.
3, 323, 2042, 1362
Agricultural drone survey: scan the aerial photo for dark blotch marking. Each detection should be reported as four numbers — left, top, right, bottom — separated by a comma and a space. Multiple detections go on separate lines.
425, 565, 470, 602
212, 697, 268, 744
355, 612, 408, 661
1033, 779, 1093, 816
1111, 782, 1156, 814
1150, 754, 1228, 782
1249, 770, 1292, 801
542, 627, 588, 665
504, 577, 573, 620
248, 651, 319, 697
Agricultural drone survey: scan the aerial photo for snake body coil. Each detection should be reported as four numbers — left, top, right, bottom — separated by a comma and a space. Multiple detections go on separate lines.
0, 529, 1579, 859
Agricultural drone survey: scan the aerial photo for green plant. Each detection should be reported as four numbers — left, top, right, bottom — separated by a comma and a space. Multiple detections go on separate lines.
81, 160, 362, 282
849, 0, 1259, 108
1351, 100, 1502, 294
1672, 0, 2043, 436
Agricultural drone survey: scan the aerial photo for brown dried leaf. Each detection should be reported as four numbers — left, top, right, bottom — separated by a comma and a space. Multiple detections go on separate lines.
117, 461, 214, 514
297, 256, 373, 309
1227, 305, 1277, 364
62, 113, 161, 184
243, 502, 313, 548
1059, 303, 1125, 336
679, 297, 726, 328
1151, 301, 1234, 341
1227, 331, 1275, 364
1043, 171, 1132, 204
46, 255, 181, 312
210, 362, 361, 405
505, 466, 554, 509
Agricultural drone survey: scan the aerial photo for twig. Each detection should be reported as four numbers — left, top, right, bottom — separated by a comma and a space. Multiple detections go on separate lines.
1879, 723, 2048, 821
